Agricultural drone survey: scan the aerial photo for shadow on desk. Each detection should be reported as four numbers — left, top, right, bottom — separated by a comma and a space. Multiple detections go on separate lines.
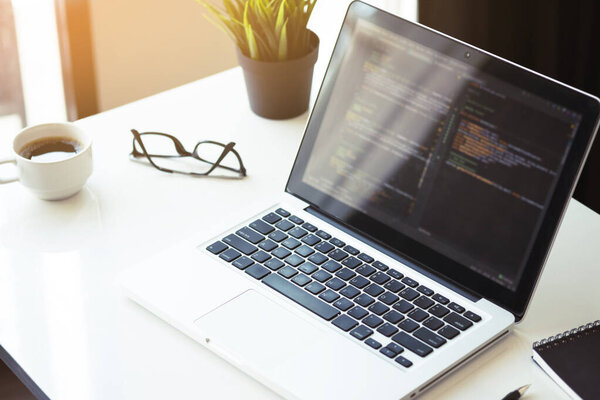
0, 359, 35, 400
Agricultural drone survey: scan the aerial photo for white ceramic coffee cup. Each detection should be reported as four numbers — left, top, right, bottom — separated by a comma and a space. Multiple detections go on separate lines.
0, 122, 93, 200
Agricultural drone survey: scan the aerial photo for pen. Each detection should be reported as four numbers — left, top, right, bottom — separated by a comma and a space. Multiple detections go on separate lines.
501, 384, 530, 400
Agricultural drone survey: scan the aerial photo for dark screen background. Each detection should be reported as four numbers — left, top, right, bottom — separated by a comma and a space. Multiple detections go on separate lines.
302, 20, 581, 290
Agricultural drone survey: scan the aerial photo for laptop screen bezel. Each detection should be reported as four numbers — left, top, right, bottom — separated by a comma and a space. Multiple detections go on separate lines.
286, 1, 600, 320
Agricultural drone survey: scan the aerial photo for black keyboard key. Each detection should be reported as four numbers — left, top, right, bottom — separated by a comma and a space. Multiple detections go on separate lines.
275, 208, 290, 217
289, 227, 308, 239
259, 239, 278, 252
316, 230, 331, 240
335, 267, 356, 281
363, 314, 383, 328
268, 230, 288, 243
342, 257, 362, 269
333, 298, 354, 311
349, 275, 370, 289
356, 264, 376, 276
251, 250, 271, 263
288, 215, 304, 224
250, 219, 275, 235
330, 238, 345, 247
302, 234, 321, 246
315, 241, 335, 254
319, 289, 340, 303
414, 296, 435, 310
438, 325, 460, 340
245, 264, 270, 279
343, 245, 360, 255
312, 270, 332, 283
392, 332, 433, 357
308, 253, 327, 265
292, 273, 312, 287
365, 338, 381, 349
429, 304, 450, 318
432, 293, 449, 304
350, 325, 373, 340
408, 308, 429, 322
340, 286, 360, 299
387, 269, 403, 279
384, 280, 405, 293
395, 355, 413, 368
371, 271, 391, 285
364, 283, 385, 297
295, 245, 314, 258
322, 260, 341, 273
285, 254, 304, 267
343, 278, 372, 297
444, 312, 473, 331
302, 222, 318, 232
414, 327, 446, 348
325, 277, 346, 291
219, 248, 241, 262
262, 212, 281, 224
417, 285, 434, 296
377, 323, 399, 337
386, 342, 404, 356
282, 238, 301, 250
223, 234, 258, 255
305, 281, 325, 295
378, 292, 400, 306
448, 302, 466, 313
399, 287, 419, 301
368, 302, 390, 316
423, 317, 444, 331
272, 247, 292, 259
383, 310, 404, 324
348, 306, 369, 320
331, 314, 358, 332
379, 347, 396, 358
401, 277, 419, 287
232, 256, 254, 270
207, 241, 227, 254
329, 249, 349, 261
393, 300, 414, 314
398, 319, 419, 333
373, 261, 389, 271
464, 311, 482, 322
355, 294, 375, 307
264, 259, 284, 271
358, 253, 374, 263
278, 265, 297, 278
275, 219, 294, 231
236, 227, 265, 244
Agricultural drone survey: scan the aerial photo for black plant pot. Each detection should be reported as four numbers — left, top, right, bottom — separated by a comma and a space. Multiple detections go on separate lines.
237, 31, 319, 120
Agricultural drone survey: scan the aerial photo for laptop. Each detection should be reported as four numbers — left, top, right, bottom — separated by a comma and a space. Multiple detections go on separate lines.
119, 2, 600, 399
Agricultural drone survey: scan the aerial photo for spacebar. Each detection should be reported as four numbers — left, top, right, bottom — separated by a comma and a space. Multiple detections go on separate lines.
262, 274, 340, 321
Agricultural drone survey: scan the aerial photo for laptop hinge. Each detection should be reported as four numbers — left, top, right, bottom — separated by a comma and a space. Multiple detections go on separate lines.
305, 206, 481, 302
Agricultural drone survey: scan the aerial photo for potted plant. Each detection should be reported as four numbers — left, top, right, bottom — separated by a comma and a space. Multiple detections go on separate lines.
199, 0, 319, 119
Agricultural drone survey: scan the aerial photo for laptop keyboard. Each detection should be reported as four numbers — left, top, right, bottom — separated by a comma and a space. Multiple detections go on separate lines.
206, 208, 482, 368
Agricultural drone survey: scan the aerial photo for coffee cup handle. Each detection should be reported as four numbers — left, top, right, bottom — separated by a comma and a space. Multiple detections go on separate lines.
0, 157, 19, 184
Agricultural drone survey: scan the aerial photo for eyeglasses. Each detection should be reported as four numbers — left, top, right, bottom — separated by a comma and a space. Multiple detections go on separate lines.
129, 129, 247, 178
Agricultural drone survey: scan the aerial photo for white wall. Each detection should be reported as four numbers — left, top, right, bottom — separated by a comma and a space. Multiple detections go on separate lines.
89, 0, 417, 112
89, 0, 237, 111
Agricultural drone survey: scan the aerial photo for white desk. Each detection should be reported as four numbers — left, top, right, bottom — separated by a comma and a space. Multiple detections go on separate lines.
2, 67, 600, 400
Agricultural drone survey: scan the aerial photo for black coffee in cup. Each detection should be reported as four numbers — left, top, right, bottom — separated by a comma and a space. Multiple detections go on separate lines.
19, 136, 82, 162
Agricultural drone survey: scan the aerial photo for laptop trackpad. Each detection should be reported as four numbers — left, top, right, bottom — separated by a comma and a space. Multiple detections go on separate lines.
193, 289, 401, 399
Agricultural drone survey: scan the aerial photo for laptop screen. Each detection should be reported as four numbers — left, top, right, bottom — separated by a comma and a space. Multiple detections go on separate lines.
287, 2, 599, 317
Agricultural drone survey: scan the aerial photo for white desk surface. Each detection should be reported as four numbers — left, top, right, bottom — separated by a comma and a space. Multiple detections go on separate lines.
2, 9, 600, 400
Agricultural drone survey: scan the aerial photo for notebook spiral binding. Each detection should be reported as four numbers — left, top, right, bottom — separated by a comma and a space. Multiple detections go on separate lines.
533, 320, 600, 349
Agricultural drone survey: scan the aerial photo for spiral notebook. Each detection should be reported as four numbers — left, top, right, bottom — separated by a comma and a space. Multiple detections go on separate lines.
532, 320, 600, 400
